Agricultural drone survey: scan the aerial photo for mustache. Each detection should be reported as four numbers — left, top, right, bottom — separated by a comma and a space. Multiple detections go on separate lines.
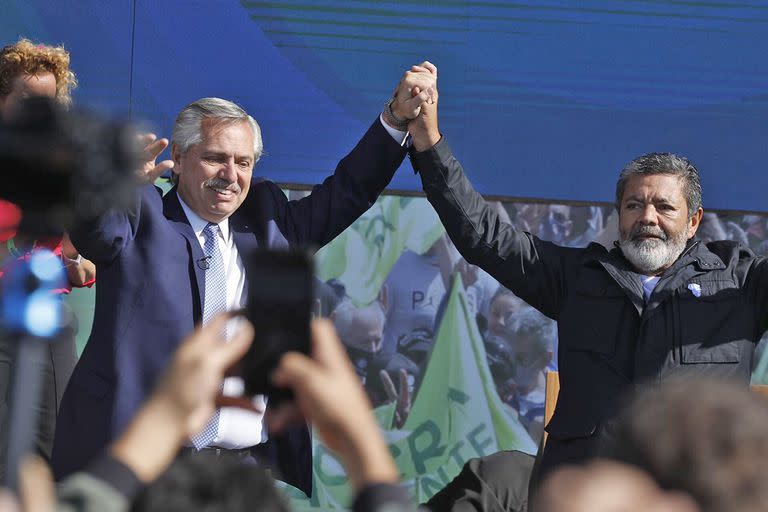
630, 225, 667, 241
205, 177, 240, 193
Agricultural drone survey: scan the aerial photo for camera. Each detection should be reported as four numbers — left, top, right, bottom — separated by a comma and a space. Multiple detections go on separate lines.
0, 98, 140, 489
0, 97, 140, 237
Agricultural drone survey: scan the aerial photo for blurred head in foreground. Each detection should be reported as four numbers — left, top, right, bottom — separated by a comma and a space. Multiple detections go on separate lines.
605, 377, 768, 512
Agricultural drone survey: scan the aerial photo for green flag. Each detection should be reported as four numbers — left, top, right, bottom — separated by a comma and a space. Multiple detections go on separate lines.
286, 276, 535, 509
315, 196, 445, 306
391, 275, 536, 502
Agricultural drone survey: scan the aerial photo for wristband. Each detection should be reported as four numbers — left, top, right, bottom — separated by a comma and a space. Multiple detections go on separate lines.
63, 253, 82, 266
382, 97, 409, 131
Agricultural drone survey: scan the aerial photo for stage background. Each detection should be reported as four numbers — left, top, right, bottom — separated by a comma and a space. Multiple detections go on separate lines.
3, 1, 768, 507
2, 0, 768, 209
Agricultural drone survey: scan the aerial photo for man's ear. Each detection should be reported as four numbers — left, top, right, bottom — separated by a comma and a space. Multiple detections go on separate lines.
170, 143, 182, 174
688, 207, 704, 239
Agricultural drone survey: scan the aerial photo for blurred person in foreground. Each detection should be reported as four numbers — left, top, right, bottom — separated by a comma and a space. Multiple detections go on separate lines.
0, 317, 413, 512
533, 460, 699, 512
396, 63, 768, 486
0, 37, 95, 476
132, 319, 412, 512
0, 38, 95, 286
52, 62, 438, 489
0, 313, 253, 512
603, 377, 768, 512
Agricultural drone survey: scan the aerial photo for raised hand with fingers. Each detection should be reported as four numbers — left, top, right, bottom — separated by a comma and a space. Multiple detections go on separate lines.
379, 368, 412, 429
136, 132, 174, 184
405, 62, 441, 151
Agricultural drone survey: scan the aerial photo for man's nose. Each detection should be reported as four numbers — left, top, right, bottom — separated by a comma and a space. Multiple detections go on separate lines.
639, 205, 658, 225
218, 159, 237, 182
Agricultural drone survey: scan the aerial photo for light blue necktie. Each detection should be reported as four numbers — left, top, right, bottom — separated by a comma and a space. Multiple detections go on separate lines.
191, 222, 227, 449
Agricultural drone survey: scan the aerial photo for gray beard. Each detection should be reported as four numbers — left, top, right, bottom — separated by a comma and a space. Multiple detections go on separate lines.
618, 230, 688, 275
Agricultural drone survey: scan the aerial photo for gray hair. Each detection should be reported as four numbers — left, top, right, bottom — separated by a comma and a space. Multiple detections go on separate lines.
172, 97, 263, 159
332, 298, 385, 346
615, 152, 702, 218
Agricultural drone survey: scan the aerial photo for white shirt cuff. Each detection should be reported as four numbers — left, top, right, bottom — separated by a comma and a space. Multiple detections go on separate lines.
379, 113, 410, 147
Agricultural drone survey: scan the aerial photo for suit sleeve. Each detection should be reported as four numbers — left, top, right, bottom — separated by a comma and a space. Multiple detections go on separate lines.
68, 185, 161, 264
411, 137, 573, 320
262, 118, 408, 248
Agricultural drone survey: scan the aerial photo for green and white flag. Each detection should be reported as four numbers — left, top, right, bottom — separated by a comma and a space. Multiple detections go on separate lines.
286, 276, 536, 509
315, 196, 445, 306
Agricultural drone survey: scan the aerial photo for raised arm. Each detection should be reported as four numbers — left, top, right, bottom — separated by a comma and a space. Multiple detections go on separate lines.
407, 72, 571, 319
265, 62, 438, 248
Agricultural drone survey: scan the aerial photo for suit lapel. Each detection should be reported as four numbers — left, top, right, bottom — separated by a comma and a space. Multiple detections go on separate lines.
163, 189, 206, 316
230, 212, 260, 257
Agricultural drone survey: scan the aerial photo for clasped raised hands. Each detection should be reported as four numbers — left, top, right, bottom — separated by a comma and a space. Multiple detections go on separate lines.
389, 60, 438, 123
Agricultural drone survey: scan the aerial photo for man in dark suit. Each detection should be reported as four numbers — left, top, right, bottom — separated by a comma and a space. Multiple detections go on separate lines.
51, 63, 437, 493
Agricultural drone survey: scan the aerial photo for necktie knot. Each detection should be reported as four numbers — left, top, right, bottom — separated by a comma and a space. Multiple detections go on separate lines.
203, 222, 219, 243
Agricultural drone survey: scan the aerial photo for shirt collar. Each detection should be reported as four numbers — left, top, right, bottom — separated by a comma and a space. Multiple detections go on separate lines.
177, 192, 230, 242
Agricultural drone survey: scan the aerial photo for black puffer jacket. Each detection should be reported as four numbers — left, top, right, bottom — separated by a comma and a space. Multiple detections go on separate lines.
411, 137, 768, 480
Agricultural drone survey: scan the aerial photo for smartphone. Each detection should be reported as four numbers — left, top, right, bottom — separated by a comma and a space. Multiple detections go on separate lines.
241, 249, 313, 403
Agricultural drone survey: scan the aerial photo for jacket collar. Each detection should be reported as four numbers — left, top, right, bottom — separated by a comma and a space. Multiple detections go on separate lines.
162, 188, 259, 253
162, 188, 260, 318
586, 239, 726, 315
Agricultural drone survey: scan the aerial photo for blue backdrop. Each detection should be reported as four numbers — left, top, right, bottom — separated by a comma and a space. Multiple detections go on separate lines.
3, 0, 767, 211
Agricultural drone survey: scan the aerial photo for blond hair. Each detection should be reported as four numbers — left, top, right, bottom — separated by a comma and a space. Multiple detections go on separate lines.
0, 38, 77, 106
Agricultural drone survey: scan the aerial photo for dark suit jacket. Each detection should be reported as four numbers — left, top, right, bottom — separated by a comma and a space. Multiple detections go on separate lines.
52, 119, 407, 494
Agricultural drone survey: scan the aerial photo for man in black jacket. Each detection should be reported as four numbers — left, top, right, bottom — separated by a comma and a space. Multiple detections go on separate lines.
392, 64, 768, 484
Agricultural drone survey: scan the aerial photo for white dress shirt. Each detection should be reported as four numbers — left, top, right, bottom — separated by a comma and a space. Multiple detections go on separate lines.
380, 113, 410, 146
179, 195, 267, 448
